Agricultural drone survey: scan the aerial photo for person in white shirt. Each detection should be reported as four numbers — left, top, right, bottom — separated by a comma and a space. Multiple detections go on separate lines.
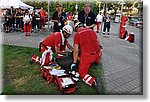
23, 10, 32, 36
96, 12, 103, 33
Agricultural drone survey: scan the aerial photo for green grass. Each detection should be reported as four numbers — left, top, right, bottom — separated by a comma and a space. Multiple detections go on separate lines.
2, 44, 105, 95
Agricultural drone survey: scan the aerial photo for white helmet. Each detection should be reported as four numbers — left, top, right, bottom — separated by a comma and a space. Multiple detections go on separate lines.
62, 25, 73, 35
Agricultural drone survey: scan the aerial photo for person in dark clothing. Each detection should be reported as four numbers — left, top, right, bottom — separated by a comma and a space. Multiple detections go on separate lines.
78, 4, 96, 29
36, 12, 42, 31
15, 8, 23, 31
10, 6, 16, 31
51, 3, 66, 32
31, 10, 37, 33
4, 9, 11, 33
11, 12, 16, 31
103, 14, 111, 35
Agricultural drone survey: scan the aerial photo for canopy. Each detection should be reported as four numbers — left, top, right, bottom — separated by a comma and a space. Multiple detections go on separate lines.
0, 0, 34, 9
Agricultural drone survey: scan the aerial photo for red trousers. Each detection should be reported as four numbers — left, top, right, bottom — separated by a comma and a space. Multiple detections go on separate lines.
120, 27, 126, 39
41, 17, 45, 27
24, 23, 31, 32
32, 47, 53, 66
78, 50, 102, 86
97, 22, 101, 32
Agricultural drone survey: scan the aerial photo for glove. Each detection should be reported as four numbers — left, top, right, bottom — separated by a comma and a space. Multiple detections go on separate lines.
70, 63, 76, 70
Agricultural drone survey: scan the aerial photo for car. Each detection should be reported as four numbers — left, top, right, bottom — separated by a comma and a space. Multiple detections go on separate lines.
114, 14, 121, 23
128, 18, 143, 28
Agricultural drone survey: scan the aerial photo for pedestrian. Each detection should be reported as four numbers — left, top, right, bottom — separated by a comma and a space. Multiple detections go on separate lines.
31, 9, 37, 33
71, 22, 102, 91
23, 10, 32, 36
96, 11, 103, 33
36, 12, 42, 31
103, 13, 111, 35
66, 12, 74, 29
39, 7, 47, 30
3, 9, 11, 33
31, 25, 73, 66
15, 8, 24, 32
78, 4, 96, 29
10, 6, 16, 32
119, 14, 128, 39
51, 3, 66, 32
73, 11, 78, 24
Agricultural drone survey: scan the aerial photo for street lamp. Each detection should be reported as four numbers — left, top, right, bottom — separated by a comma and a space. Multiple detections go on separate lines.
48, 0, 50, 33
120, 0, 125, 19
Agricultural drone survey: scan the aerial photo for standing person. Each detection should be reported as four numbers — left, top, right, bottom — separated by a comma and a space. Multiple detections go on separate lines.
96, 11, 103, 33
39, 7, 47, 30
23, 10, 32, 36
119, 14, 128, 39
71, 22, 102, 93
4, 9, 11, 33
15, 8, 23, 31
31, 25, 73, 66
73, 11, 78, 24
103, 13, 111, 35
31, 9, 37, 33
78, 4, 96, 29
51, 3, 66, 32
66, 12, 74, 29
36, 12, 42, 31
10, 6, 16, 31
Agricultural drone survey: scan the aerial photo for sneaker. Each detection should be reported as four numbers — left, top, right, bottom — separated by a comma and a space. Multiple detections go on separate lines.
92, 77, 102, 94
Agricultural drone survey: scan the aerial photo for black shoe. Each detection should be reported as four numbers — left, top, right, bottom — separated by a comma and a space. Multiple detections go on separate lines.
92, 77, 102, 94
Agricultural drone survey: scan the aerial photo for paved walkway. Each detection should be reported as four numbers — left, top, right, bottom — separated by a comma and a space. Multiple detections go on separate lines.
99, 34, 142, 95
1, 27, 143, 95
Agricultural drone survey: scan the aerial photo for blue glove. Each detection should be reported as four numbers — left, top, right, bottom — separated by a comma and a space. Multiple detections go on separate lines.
71, 63, 77, 70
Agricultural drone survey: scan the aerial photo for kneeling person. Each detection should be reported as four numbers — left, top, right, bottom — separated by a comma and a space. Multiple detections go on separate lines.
31, 25, 73, 66
71, 22, 102, 87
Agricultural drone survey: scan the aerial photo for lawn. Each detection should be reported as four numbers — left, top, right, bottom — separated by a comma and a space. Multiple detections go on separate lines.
2, 44, 105, 95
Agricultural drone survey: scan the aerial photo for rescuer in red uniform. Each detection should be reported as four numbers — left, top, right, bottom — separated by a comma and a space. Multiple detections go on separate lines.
120, 14, 128, 39
31, 25, 73, 66
71, 22, 102, 93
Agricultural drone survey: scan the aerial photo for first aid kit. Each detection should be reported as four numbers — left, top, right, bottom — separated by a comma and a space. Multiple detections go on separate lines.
42, 65, 77, 94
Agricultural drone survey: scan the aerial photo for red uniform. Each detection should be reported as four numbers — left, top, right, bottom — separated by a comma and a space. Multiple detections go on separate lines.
39, 9, 46, 27
24, 22, 32, 33
41, 32, 68, 52
74, 28, 102, 86
120, 15, 128, 39
32, 32, 68, 66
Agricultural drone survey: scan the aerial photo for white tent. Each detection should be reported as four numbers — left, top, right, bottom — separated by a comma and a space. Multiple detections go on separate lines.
0, 0, 34, 9
0, 0, 9, 8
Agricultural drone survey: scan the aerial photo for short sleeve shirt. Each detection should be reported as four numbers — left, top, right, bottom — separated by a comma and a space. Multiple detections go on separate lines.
52, 11, 66, 32
74, 28, 100, 56
42, 32, 68, 52
78, 10, 96, 28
